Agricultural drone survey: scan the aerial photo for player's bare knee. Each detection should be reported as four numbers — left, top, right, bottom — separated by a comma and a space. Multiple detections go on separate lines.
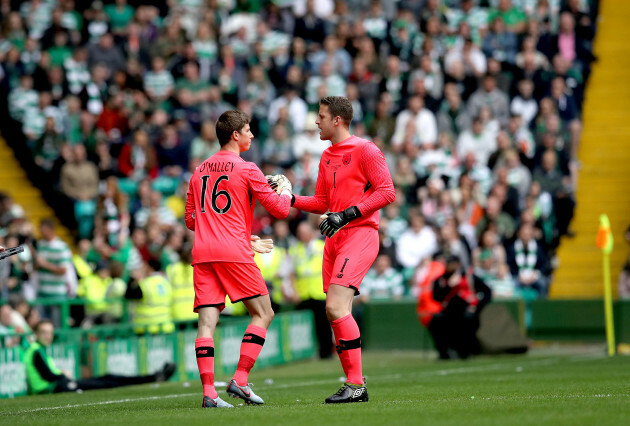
264, 308, 275, 325
325, 302, 346, 322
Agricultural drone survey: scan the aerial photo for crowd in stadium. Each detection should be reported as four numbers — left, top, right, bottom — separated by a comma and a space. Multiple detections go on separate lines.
0, 0, 599, 338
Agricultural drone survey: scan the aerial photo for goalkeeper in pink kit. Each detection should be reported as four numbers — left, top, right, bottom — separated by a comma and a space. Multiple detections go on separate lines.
270, 96, 395, 403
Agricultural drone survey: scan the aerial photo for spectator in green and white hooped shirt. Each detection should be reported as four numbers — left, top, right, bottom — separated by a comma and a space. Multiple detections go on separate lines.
35, 218, 72, 327
23, 92, 60, 145
359, 254, 405, 302
8, 74, 38, 122
144, 56, 174, 104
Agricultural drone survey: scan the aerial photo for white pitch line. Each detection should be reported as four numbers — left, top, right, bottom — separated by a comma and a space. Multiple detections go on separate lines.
3, 393, 197, 415
2, 352, 608, 416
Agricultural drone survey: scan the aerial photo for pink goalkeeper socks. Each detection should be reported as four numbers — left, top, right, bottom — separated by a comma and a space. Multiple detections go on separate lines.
331, 314, 364, 385
195, 337, 218, 399
232, 324, 267, 386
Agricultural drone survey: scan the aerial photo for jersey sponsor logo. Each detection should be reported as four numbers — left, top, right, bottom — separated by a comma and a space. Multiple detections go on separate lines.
342, 153, 351, 166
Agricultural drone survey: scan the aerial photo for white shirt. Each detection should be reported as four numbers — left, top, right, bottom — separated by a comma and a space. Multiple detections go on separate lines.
456, 130, 497, 166
396, 226, 438, 269
510, 96, 538, 127
292, 131, 330, 159
391, 108, 438, 147
268, 95, 308, 133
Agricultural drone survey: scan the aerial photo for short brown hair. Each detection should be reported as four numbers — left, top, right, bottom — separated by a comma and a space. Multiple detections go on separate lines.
319, 96, 353, 126
39, 218, 56, 229
34, 319, 54, 333
215, 110, 250, 146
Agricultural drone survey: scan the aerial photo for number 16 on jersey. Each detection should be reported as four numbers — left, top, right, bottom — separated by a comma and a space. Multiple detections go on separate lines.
200, 175, 232, 214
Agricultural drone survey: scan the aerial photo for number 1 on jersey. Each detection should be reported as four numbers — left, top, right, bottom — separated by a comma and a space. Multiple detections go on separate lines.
200, 175, 232, 214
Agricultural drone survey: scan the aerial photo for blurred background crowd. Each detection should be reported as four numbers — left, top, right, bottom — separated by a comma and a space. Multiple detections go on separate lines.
0, 0, 606, 346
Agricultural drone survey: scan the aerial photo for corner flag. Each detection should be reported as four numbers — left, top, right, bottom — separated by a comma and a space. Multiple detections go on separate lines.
597, 214, 615, 356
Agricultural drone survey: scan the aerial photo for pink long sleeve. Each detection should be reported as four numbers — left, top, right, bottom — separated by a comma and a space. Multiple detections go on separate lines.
248, 166, 292, 219
292, 161, 329, 214
184, 179, 196, 231
356, 142, 395, 216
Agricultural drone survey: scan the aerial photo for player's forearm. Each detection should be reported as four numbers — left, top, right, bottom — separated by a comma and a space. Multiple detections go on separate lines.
357, 143, 396, 216
356, 185, 396, 216
260, 193, 292, 219
292, 195, 328, 214
184, 190, 195, 230
184, 214, 195, 231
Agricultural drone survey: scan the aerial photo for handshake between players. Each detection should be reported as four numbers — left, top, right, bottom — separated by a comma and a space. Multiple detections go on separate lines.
265, 174, 362, 238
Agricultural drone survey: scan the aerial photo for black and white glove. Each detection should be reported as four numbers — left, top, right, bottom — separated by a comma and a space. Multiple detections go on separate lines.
319, 206, 362, 238
266, 174, 293, 196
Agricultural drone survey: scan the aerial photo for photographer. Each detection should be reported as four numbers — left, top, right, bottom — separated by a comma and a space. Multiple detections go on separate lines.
428, 256, 491, 360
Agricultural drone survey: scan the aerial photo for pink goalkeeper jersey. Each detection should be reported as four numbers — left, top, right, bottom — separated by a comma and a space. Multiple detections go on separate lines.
185, 150, 291, 264
292, 135, 395, 229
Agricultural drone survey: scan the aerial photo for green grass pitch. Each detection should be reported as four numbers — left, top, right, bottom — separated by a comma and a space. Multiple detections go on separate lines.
2, 348, 629, 425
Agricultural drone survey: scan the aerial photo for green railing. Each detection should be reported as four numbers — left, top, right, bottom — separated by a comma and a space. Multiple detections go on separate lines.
0, 310, 316, 399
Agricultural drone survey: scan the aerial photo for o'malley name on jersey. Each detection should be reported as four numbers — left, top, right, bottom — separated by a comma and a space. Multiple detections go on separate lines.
199, 160, 235, 174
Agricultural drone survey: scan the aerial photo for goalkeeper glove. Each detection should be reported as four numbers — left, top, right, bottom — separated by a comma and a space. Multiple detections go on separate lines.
251, 235, 274, 253
319, 206, 362, 238
265, 174, 293, 196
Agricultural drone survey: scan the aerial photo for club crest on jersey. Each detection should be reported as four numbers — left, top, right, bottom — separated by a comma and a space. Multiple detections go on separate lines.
342, 153, 351, 166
